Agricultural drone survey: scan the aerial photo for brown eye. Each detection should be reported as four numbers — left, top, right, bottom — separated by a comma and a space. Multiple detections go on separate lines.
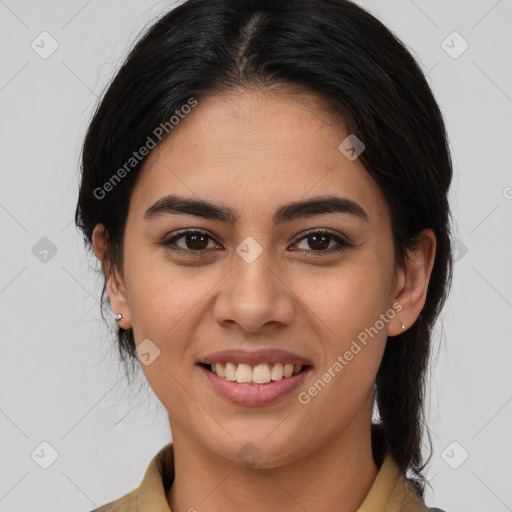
160, 228, 353, 258
306, 233, 330, 250
291, 229, 354, 254
182, 232, 209, 250
160, 229, 220, 256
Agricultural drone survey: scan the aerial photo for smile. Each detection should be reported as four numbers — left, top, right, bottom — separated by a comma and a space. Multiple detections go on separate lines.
198, 362, 312, 406
201, 362, 309, 385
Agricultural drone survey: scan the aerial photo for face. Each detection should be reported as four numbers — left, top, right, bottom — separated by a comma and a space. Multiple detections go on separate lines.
93, 88, 430, 468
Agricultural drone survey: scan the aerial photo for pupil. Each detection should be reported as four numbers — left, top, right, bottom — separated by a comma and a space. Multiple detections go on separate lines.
187, 233, 208, 250
310, 234, 329, 250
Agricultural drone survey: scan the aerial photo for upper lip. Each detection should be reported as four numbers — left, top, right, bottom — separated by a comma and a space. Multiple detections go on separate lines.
199, 348, 313, 367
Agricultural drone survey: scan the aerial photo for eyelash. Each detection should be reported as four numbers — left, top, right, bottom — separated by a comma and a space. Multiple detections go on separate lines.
159, 228, 354, 258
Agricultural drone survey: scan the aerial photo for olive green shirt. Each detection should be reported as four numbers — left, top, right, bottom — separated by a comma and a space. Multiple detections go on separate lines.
90, 442, 439, 512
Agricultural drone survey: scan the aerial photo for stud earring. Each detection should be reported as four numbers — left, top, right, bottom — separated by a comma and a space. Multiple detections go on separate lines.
114, 313, 123, 322
401, 321, 405, 330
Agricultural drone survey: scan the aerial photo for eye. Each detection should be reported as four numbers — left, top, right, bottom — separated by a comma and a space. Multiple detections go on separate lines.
290, 229, 354, 255
160, 228, 354, 257
159, 229, 221, 256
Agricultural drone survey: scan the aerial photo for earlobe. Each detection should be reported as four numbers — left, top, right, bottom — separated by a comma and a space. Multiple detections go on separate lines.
389, 228, 436, 337
92, 224, 132, 329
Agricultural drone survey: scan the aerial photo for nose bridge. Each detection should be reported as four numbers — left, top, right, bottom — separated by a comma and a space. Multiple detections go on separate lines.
233, 237, 278, 305
214, 236, 294, 331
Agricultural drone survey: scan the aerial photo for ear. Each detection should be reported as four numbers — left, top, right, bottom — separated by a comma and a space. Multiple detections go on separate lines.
92, 224, 132, 329
388, 228, 436, 336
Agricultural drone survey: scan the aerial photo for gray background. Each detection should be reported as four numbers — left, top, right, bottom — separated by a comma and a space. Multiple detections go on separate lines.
1, 0, 511, 510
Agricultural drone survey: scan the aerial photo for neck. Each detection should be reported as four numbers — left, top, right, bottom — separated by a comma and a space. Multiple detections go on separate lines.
167, 415, 379, 512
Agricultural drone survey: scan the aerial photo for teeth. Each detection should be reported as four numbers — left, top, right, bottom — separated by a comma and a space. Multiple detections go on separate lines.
209, 362, 305, 384
235, 363, 252, 383
215, 362, 225, 378
271, 363, 284, 380
224, 362, 236, 381
252, 364, 271, 384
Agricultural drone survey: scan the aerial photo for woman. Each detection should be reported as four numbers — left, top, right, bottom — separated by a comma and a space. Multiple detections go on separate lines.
75, 0, 452, 510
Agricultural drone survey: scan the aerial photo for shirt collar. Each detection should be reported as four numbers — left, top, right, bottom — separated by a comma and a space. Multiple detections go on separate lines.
135, 438, 428, 512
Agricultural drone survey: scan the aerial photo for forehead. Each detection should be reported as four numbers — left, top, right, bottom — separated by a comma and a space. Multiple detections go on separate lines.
130, 89, 389, 230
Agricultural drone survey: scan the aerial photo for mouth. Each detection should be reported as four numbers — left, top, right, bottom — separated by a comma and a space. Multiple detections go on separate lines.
197, 362, 312, 386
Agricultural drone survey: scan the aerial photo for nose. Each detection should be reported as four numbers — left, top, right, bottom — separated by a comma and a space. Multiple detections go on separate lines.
212, 244, 295, 334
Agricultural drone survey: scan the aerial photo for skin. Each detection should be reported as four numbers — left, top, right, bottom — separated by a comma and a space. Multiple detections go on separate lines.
93, 87, 436, 512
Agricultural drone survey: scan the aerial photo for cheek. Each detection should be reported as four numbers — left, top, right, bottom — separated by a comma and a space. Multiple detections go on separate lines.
294, 340, 384, 446
298, 312, 388, 437
302, 256, 388, 329
138, 356, 197, 433
301, 256, 391, 382
123, 241, 210, 334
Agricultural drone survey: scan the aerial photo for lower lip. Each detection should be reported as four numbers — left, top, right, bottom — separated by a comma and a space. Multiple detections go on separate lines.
198, 365, 311, 406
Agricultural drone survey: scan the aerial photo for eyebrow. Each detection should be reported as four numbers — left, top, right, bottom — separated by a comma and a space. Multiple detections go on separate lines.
144, 194, 369, 225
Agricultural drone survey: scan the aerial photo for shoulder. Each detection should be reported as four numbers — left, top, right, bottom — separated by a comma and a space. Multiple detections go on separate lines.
403, 479, 447, 512
390, 472, 447, 512
89, 488, 138, 512
87, 442, 174, 512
